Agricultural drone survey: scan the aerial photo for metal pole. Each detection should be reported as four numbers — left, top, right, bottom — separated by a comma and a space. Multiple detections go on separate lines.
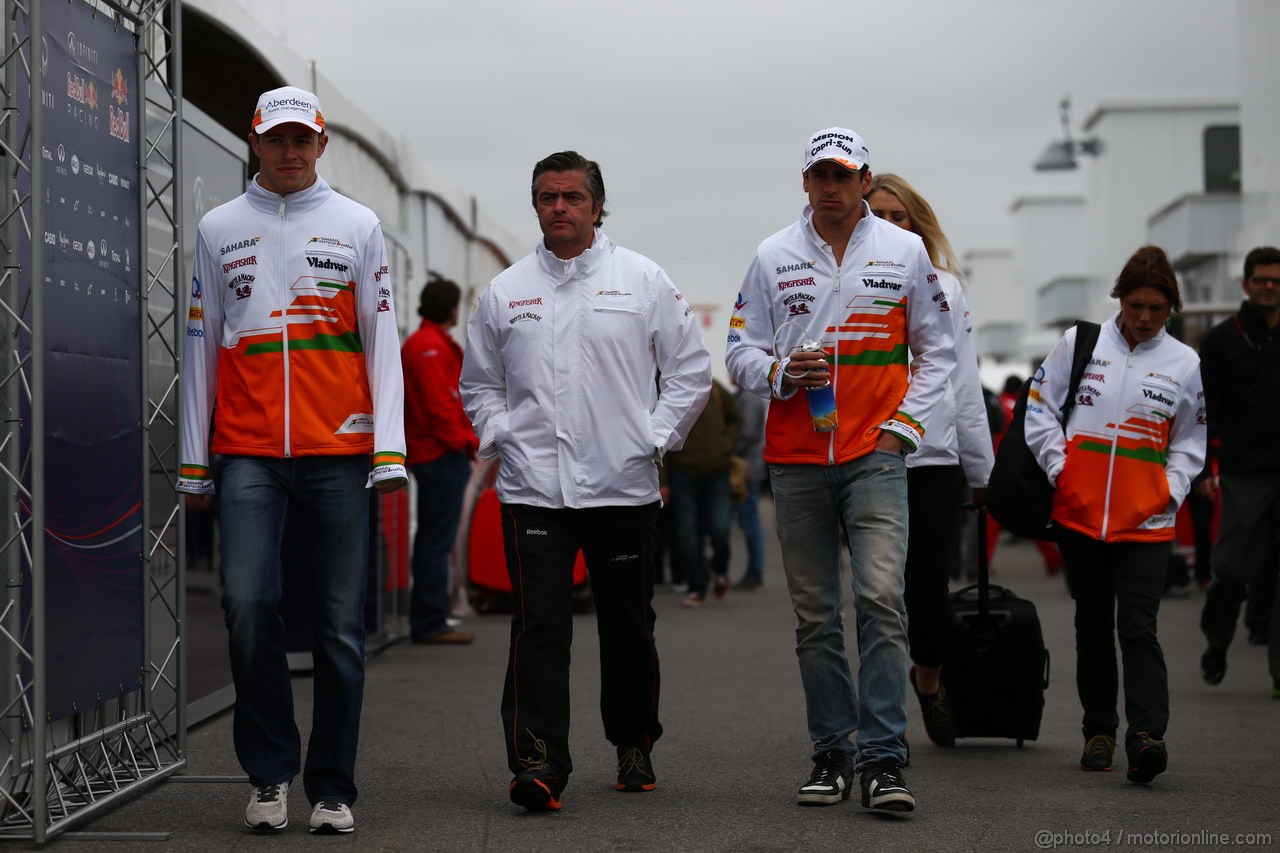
170, 0, 186, 760
28, 0, 46, 841
137, 0, 152, 729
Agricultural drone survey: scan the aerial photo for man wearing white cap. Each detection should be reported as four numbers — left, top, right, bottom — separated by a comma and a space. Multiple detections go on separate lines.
178, 86, 406, 834
725, 128, 955, 813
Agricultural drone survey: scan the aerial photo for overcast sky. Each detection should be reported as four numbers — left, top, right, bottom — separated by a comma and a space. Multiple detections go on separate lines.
257, 0, 1239, 310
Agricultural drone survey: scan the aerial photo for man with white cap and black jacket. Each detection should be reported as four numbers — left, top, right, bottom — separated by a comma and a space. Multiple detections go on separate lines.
179, 85, 406, 835
725, 127, 956, 813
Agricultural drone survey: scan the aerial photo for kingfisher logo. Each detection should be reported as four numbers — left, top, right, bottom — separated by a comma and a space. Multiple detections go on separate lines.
508, 297, 543, 309
223, 256, 256, 273
777, 277, 815, 291
306, 256, 349, 272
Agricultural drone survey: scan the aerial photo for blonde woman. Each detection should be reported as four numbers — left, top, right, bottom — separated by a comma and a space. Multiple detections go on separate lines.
866, 174, 994, 750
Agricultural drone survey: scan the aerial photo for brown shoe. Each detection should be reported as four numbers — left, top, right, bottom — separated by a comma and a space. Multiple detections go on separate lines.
412, 629, 475, 645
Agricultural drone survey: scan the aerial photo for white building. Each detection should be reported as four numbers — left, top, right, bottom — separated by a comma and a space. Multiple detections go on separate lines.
973, 0, 1277, 363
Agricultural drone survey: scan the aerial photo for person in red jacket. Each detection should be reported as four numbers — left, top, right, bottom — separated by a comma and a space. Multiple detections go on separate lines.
402, 275, 480, 644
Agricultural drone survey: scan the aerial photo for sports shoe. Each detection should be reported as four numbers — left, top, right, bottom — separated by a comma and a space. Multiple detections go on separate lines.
713, 574, 730, 599
733, 576, 762, 591
412, 628, 475, 645
796, 751, 852, 806
1079, 734, 1116, 771
909, 667, 956, 748
616, 746, 656, 792
309, 801, 354, 834
681, 592, 705, 608
244, 782, 289, 831
1126, 733, 1167, 784
509, 771, 562, 812
860, 763, 915, 812
1200, 647, 1227, 685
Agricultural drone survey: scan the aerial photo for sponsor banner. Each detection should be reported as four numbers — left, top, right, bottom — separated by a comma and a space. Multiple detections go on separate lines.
16, 0, 144, 719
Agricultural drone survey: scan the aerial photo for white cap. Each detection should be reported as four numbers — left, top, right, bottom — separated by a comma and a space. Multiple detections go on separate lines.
803, 127, 869, 173
252, 86, 325, 134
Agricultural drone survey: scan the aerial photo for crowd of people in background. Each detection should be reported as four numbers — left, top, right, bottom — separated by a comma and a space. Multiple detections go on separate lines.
179, 86, 1280, 832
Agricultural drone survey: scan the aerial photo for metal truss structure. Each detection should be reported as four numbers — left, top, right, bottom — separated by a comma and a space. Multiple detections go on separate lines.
0, 0, 183, 841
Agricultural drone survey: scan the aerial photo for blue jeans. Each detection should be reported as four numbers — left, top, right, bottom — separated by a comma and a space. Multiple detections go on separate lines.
734, 479, 765, 582
409, 452, 472, 639
769, 452, 910, 771
219, 455, 370, 806
667, 466, 731, 596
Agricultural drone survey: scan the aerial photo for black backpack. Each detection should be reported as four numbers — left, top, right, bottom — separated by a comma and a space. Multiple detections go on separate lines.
987, 321, 1101, 540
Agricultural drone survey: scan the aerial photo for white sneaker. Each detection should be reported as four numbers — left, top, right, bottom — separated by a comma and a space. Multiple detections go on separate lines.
244, 782, 289, 831
310, 801, 355, 834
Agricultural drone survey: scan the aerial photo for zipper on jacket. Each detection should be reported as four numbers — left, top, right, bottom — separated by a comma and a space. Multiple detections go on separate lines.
827, 267, 840, 465
1098, 352, 1133, 540
279, 195, 292, 458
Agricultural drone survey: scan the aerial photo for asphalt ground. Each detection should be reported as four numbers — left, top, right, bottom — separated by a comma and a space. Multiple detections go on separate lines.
19, 499, 1280, 852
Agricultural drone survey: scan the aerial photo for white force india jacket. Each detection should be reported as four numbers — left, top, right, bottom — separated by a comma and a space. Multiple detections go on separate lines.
1024, 314, 1206, 543
905, 270, 995, 487
178, 175, 406, 493
724, 204, 956, 465
460, 231, 711, 509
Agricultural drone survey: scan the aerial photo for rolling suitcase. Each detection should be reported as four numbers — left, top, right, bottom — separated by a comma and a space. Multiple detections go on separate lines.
940, 505, 1049, 746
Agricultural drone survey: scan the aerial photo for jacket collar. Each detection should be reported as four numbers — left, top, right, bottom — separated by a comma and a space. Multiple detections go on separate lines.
801, 200, 875, 255
535, 228, 611, 285
245, 174, 333, 214
1239, 299, 1280, 336
1106, 309, 1167, 353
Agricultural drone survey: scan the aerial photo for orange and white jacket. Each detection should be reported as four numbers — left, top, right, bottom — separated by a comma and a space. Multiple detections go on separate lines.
1025, 315, 1206, 543
724, 204, 956, 465
177, 175, 406, 494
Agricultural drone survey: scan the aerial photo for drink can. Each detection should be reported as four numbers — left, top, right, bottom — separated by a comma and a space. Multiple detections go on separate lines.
799, 341, 838, 433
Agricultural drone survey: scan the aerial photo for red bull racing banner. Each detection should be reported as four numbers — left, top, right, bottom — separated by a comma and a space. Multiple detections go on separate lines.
17, 0, 144, 719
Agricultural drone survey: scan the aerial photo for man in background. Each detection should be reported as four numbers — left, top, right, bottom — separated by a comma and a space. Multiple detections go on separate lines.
402, 275, 479, 645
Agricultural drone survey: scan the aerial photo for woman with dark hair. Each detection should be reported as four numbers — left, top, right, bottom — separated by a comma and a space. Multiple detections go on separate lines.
866, 174, 994, 749
1024, 245, 1206, 784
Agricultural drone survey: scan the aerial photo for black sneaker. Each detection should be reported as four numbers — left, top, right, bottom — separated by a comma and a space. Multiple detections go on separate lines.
616, 746, 656, 792
1079, 734, 1116, 771
1200, 647, 1227, 686
796, 751, 852, 806
1126, 733, 1167, 784
910, 667, 956, 748
860, 763, 915, 812
509, 770, 563, 812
